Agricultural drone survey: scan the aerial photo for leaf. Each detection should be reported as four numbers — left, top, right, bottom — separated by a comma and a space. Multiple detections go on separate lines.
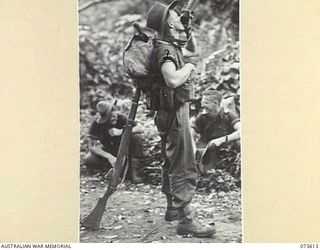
116, 215, 126, 220
103, 235, 118, 239
126, 219, 133, 224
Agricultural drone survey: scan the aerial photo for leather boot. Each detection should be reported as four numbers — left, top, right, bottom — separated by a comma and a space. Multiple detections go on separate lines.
164, 194, 179, 221
176, 207, 216, 238
165, 207, 179, 221
130, 157, 143, 184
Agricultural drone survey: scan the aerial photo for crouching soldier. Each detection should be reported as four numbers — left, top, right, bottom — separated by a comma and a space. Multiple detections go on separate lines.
191, 88, 240, 174
83, 100, 145, 183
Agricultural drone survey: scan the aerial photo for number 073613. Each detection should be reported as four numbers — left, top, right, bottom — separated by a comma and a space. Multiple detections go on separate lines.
300, 244, 319, 248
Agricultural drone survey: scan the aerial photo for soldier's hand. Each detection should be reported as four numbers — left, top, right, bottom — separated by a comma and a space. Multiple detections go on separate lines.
109, 157, 116, 167
208, 138, 224, 148
186, 63, 196, 73
188, 68, 197, 81
180, 11, 194, 28
108, 128, 123, 137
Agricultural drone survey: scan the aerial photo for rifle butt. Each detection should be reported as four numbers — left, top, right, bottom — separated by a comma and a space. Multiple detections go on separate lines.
81, 188, 114, 230
81, 88, 141, 230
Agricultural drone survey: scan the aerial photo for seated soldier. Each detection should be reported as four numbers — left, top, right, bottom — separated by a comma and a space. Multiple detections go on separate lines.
83, 100, 145, 183
191, 88, 240, 173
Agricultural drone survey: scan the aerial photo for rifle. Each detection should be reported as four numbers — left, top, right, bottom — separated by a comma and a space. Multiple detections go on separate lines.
81, 87, 141, 230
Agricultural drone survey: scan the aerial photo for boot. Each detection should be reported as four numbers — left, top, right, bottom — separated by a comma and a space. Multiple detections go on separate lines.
130, 157, 143, 184
164, 194, 179, 221
165, 207, 179, 221
176, 208, 216, 238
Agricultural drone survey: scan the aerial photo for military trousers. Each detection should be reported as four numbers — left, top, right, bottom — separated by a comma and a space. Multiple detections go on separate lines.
155, 103, 198, 209
83, 133, 145, 171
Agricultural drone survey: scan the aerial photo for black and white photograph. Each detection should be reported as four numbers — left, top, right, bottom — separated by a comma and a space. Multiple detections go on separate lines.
79, 0, 241, 243
3, 0, 320, 245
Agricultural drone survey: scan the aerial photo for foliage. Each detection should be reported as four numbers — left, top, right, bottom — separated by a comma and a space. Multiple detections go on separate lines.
79, 0, 239, 106
198, 0, 239, 39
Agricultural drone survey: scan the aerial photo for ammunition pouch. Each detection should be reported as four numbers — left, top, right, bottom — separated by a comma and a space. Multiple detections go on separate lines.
146, 84, 175, 112
175, 80, 195, 105
159, 86, 175, 112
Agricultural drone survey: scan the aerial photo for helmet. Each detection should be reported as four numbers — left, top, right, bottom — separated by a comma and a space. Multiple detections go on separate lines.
146, 0, 178, 39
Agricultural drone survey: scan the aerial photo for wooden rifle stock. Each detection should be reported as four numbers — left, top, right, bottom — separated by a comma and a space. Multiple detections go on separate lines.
81, 88, 141, 230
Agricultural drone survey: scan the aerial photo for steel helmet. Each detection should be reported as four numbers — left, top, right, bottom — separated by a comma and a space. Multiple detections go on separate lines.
146, 0, 178, 39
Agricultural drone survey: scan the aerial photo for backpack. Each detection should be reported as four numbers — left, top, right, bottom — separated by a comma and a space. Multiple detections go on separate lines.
123, 23, 177, 112
123, 23, 157, 92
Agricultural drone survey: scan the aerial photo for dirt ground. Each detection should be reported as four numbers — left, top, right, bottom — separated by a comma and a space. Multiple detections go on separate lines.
80, 174, 242, 243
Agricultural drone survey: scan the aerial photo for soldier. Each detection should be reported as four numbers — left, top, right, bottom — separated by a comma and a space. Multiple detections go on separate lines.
192, 88, 240, 174
83, 100, 145, 184
146, 1, 216, 237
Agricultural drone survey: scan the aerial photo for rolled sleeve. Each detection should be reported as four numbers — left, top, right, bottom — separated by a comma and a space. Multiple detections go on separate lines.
227, 111, 240, 127
89, 122, 99, 138
155, 43, 179, 70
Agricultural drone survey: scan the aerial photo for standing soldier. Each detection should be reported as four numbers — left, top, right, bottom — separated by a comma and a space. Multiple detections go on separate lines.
146, 1, 216, 237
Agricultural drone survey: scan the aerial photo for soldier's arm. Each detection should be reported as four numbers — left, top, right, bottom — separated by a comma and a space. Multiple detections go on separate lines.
161, 61, 196, 89
208, 121, 240, 148
109, 123, 143, 136
132, 123, 144, 134
190, 126, 198, 141
88, 136, 101, 150
189, 116, 199, 141
226, 121, 241, 142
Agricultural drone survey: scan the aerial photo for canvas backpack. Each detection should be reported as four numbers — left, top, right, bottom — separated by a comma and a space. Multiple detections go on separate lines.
123, 22, 197, 112
123, 23, 158, 92
123, 23, 175, 111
